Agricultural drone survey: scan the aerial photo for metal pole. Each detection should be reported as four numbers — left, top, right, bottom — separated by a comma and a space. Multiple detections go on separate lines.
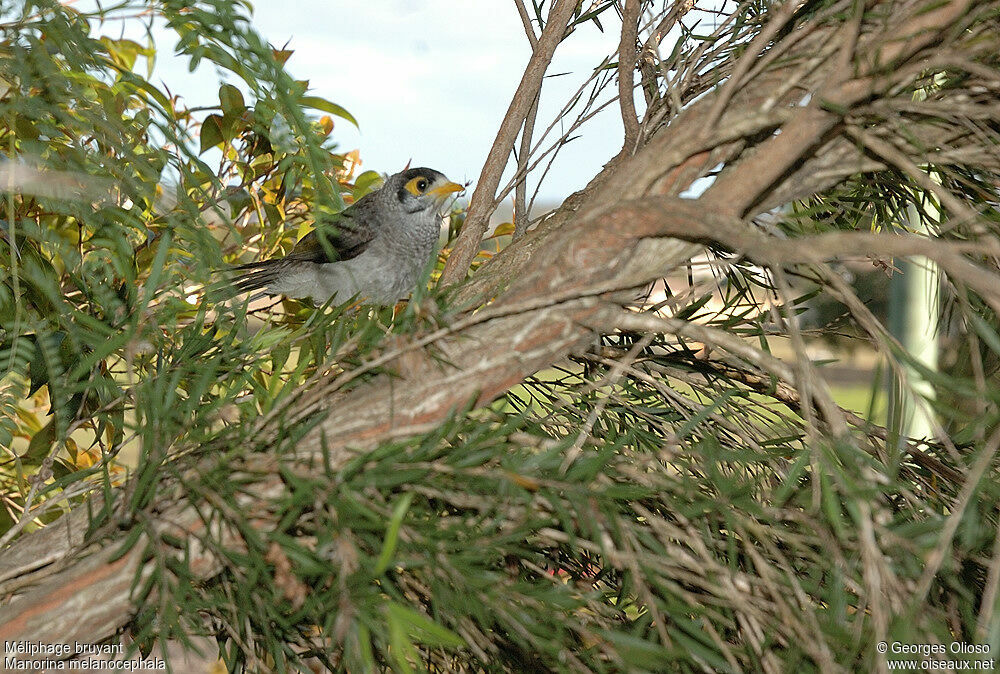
887, 195, 940, 453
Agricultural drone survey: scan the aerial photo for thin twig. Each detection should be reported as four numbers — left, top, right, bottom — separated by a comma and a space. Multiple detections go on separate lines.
513, 0, 541, 241
514, 91, 541, 241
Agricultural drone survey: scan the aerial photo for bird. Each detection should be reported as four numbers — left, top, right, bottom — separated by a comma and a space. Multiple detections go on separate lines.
227, 167, 463, 306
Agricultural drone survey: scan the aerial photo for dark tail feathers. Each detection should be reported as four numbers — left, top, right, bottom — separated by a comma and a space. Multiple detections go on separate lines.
226, 259, 286, 294
204, 260, 285, 301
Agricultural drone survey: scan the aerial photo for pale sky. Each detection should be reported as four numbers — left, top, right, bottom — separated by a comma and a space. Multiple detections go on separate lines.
137, 1, 628, 203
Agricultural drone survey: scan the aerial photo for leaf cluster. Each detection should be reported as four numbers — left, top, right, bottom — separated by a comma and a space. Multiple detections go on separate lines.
0, 0, 370, 542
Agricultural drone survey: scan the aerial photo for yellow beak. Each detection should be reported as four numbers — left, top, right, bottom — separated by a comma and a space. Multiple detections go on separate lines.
428, 181, 465, 198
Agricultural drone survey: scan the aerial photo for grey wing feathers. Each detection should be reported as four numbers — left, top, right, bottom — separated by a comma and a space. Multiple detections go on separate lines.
287, 197, 379, 264
227, 197, 378, 295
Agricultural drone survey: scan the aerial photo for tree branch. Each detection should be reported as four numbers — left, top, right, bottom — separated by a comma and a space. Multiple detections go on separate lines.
513, 0, 541, 241
439, 0, 577, 285
618, 0, 642, 154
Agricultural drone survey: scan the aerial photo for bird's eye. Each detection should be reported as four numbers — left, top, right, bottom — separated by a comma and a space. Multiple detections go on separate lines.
405, 176, 430, 195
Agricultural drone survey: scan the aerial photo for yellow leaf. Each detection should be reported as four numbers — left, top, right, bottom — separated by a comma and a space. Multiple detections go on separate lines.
75, 446, 101, 469
272, 48, 294, 65
504, 471, 540, 492
490, 222, 515, 238
341, 149, 362, 180
15, 406, 44, 434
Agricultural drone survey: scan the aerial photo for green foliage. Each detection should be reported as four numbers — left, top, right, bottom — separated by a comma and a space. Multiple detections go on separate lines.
0, 0, 366, 539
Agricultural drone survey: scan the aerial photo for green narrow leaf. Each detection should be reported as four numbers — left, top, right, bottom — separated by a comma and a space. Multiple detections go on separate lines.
299, 96, 358, 128
385, 602, 465, 648
374, 492, 414, 575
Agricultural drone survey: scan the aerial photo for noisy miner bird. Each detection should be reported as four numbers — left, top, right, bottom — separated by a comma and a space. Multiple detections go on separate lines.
230, 167, 463, 305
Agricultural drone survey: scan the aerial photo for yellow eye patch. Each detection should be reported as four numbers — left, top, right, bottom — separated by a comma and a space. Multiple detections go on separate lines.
404, 176, 430, 196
